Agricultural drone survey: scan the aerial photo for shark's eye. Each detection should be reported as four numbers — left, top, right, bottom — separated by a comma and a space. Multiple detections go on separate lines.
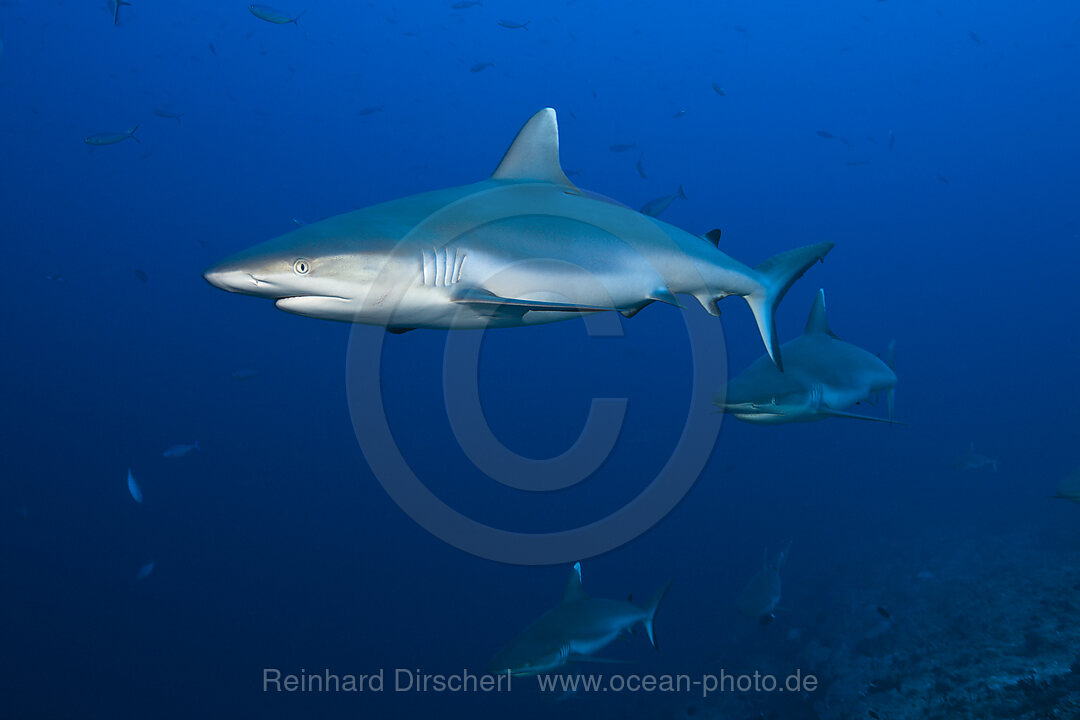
293, 258, 310, 275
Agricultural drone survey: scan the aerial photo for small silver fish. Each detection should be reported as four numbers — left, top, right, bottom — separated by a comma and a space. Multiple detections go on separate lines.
136, 561, 155, 580
85, 126, 139, 145
163, 441, 199, 458
609, 142, 636, 153
712, 83, 726, 96
127, 468, 143, 503
248, 5, 306, 25
498, 19, 530, 30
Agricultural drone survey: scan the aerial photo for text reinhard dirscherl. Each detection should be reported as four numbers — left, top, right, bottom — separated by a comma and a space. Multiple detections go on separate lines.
264, 668, 510, 694
262, 668, 819, 698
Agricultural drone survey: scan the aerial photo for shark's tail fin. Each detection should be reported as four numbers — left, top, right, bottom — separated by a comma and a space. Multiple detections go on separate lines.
292, 9, 307, 24
744, 242, 834, 370
127, 125, 140, 143
884, 340, 896, 422
642, 579, 672, 649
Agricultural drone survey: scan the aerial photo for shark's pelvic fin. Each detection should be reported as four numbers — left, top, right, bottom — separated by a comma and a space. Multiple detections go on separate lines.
744, 242, 835, 371
642, 579, 672, 649
451, 287, 619, 315
490, 108, 574, 187
648, 287, 683, 308
804, 288, 838, 338
562, 562, 586, 603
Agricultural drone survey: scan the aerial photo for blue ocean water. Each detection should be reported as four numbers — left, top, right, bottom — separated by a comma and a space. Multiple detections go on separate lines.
3, 1, 1079, 718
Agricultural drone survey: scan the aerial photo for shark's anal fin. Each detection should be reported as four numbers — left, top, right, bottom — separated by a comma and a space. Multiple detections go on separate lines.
452, 287, 620, 316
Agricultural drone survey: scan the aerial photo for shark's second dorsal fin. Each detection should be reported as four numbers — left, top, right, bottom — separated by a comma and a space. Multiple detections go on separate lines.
491, 108, 574, 186
562, 561, 586, 603
804, 288, 838, 338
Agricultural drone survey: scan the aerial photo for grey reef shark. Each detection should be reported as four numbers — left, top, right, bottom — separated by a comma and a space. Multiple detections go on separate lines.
717, 289, 900, 424
205, 108, 833, 368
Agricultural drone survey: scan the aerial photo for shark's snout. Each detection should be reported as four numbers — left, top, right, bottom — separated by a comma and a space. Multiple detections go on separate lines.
203, 262, 275, 295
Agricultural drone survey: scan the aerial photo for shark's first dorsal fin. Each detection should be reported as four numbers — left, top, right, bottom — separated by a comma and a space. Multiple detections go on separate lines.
804, 288, 837, 338
562, 561, 586, 603
491, 108, 574, 186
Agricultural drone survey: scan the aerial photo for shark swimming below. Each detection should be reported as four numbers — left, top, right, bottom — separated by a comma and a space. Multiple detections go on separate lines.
716, 289, 900, 424
204, 108, 833, 368
736, 543, 791, 624
488, 562, 671, 677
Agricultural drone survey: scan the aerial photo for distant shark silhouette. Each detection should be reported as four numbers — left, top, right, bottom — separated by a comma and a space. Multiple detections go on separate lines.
1054, 468, 1080, 502
736, 542, 791, 624
953, 442, 998, 472
204, 108, 832, 368
716, 289, 899, 424
488, 562, 670, 677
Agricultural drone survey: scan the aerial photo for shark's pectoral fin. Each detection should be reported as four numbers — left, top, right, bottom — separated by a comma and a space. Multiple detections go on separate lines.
819, 407, 908, 425
715, 401, 786, 417
451, 287, 620, 316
